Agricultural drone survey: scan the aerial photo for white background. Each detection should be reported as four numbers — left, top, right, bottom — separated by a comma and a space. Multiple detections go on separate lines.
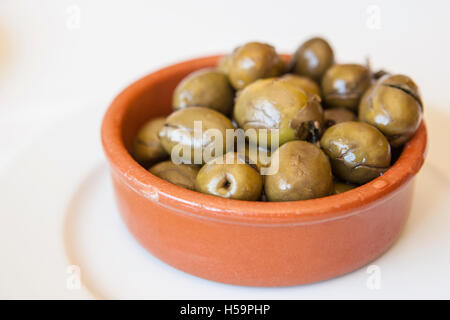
1, 0, 450, 165
0, 0, 450, 299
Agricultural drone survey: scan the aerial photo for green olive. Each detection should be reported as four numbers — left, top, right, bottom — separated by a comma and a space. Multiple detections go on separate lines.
332, 180, 356, 194
321, 64, 371, 111
149, 161, 200, 190
217, 47, 241, 75
195, 152, 263, 200
233, 78, 309, 147
132, 117, 168, 167
228, 42, 284, 89
265, 140, 332, 201
159, 107, 235, 164
273, 57, 287, 76
359, 74, 423, 147
320, 121, 391, 184
217, 54, 232, 74
291, 37, 334, 81
289, 95, 324, 142
237, 143, 272, 173
324, 108, 356, 128
280, 74, 321, 97
173, 68, 234, 115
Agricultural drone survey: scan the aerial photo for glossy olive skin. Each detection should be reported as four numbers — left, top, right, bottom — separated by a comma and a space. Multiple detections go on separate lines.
289, 95, 324, 142
217, 54, 232, 74
132, 117, 168, 167
332, 181, 356, 194
228, 42, 284, 89
291, 37, 334, 81
173, 68, 234, 115
280, 74, 320, 97
265, 140, 333, 201
233, 78, 309, 147
320, 121, 391, 184
149, 161, 200, 190
321, 64, 371, 111
324, 108, 356, 128
195, 152, 263, 200
159, 107, 235, 164
359, 74, 423, 147
238, 143, 272, 173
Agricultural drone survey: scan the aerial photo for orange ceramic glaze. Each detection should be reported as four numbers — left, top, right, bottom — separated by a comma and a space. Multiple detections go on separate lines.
101, 55, 427, 287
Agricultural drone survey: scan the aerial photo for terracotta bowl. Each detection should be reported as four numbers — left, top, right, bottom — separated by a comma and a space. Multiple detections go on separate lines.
101, 55, 427, 287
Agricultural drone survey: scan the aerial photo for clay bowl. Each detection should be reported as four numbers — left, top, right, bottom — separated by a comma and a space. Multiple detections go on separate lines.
101, 55, 427, 287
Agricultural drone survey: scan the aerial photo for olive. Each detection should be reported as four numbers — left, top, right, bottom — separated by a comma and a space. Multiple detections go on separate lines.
324, 107, 356, 128
265, 140, 333, 201
149, 161, 200, 190
320, 121, 391, 184
195, 152, 263, 201
132, 117, 168, 167
332, 180, 356, 194
237, 142, 272, 173
291, 37, 334, 81
233, 78, 309, 147
217, 54, 232, 74
280, 74, 321, 97
359, 74, 423, 147
321, 64, 371, 111
159, 107, 235, 164
217, 47, 241, 75
228, 42, 284, 89
173, 68, 234, 115
289, 95, 324, 143
273, 57, 287, 76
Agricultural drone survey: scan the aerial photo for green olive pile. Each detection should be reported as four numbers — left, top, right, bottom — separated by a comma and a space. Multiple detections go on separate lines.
132, 38, 423, 202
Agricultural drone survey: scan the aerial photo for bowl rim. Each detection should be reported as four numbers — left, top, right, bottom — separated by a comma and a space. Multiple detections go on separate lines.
101, 54, 427, 225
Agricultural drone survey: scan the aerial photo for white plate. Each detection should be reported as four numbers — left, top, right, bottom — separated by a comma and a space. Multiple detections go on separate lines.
1, 106, 450, 299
